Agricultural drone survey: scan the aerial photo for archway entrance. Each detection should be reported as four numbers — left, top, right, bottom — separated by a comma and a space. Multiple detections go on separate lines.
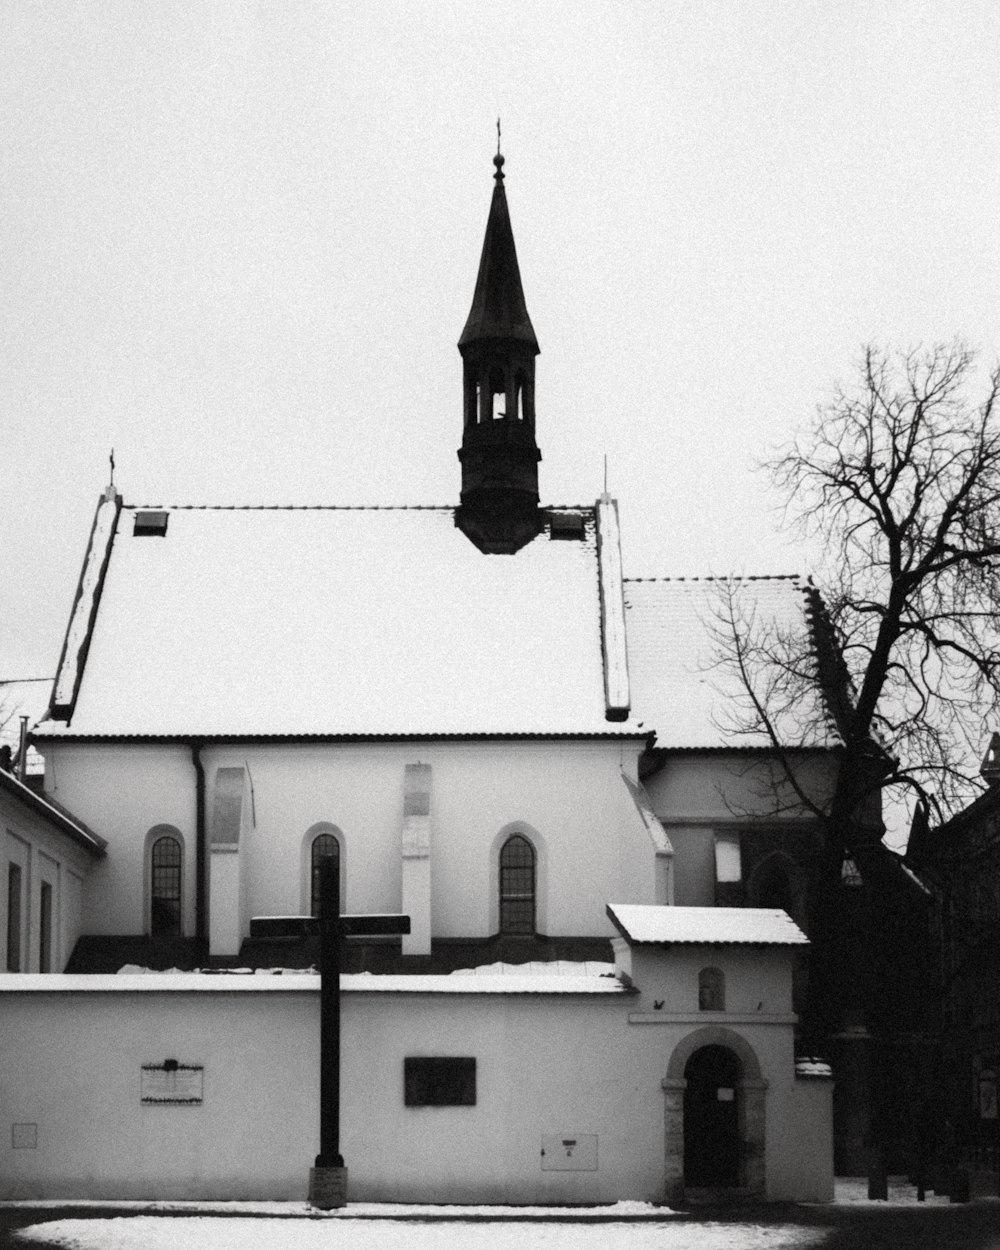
663, 1026, 767, 1204
684, 1044, 741, 1187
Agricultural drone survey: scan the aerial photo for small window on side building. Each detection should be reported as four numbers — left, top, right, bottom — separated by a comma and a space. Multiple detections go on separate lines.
7, 863, 23, 972
39, 881, 53, 973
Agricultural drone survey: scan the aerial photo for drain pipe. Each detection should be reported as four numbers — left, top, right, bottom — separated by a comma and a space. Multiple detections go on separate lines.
192, 742, 207, 943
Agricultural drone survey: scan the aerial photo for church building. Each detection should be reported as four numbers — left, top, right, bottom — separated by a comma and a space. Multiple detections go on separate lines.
2, 151, 837, 1205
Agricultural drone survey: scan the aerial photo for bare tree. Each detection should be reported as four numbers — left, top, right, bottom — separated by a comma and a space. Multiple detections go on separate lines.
720, 341, 1000, 829
712, 344, 1000, 1185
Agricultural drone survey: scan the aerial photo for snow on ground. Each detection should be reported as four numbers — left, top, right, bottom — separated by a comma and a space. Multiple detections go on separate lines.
832, 1177, 951, 1206
13, 1215, 826, 1250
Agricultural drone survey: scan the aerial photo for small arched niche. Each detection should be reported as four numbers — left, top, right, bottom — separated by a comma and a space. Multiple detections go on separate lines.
699, 966, 725, 1011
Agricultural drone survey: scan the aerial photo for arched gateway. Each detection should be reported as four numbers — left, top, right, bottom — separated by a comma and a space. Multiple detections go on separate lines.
661, 1027, 768, 1203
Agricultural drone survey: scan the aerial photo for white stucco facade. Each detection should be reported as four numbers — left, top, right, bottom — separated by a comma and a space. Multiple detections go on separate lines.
0, 950, 832, 1204
40, 738, 665, 945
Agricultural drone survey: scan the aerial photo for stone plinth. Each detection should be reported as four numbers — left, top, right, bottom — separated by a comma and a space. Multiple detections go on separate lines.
309, 1165, 348, 1209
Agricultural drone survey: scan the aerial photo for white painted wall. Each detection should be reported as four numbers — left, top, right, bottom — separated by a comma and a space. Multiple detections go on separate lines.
619, 944, 796, 1018
0, 973, 832, 1203
1, 788, 96, 972
42, 744, 196, 936
40, 739, 655, 942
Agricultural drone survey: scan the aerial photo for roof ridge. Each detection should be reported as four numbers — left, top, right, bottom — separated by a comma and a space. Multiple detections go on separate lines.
623, 573, 804, 584
125, 504, 459, 512
123, 502, 599, 513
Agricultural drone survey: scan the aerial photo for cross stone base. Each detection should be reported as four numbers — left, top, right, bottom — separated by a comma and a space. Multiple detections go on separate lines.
309, 1165, 348, 1209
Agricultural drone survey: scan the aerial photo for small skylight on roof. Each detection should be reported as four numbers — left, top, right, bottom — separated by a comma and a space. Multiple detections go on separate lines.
549, 513, 585, 540
133, 511, 168, 537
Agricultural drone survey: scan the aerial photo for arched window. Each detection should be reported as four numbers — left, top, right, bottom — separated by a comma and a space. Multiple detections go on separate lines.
699, 966, 725, 1011
150, 836, 182, 936
311, 834, 340, 918
499, 834, 535, 935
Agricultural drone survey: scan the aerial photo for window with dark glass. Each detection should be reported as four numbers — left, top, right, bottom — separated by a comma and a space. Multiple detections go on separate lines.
499, 834, 535, 935
151, 836, 182, 936
310, 834, 340, 917
7, 863, 22, 971
39, 881, 53, 973
404, 1057, 476, 1106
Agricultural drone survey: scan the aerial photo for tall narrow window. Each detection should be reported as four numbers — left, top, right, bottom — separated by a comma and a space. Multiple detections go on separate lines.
7, 864, 22, 971
311, 834, 340, 917
151, 836, 182, 936
39, 881, 53, 973
499, 834, 535, 935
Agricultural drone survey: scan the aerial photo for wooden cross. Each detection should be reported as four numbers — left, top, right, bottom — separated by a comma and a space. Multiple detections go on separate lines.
250, 858, 409, 1205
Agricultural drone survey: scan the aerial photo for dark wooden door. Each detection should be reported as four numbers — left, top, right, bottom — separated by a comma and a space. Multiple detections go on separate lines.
684, 1045, 740, 1187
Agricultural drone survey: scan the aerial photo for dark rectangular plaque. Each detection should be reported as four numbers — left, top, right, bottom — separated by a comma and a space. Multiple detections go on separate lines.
404, 1057, 476, 1106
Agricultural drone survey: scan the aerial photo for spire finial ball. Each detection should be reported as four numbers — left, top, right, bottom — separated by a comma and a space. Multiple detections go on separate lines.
493, 152, 505, 181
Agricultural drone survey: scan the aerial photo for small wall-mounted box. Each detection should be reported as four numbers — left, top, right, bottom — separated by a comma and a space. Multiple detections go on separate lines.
540, 1133, 598, 1171
12, 1123, 38, 1150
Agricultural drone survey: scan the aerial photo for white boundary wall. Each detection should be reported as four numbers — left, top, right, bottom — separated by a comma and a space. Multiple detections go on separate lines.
0, 974, 832, 1204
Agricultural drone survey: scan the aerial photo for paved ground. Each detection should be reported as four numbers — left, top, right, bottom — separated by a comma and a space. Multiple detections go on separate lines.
2, 1200, 999, 1250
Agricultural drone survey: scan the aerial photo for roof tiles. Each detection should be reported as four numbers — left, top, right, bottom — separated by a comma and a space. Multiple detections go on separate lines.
623, 576, 838, 749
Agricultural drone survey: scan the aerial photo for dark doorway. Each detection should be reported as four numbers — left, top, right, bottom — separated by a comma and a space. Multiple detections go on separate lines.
684, 1044, 741, 1187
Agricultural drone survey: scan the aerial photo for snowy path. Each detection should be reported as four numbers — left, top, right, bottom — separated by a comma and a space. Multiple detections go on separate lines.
13, 1216, 826, 1250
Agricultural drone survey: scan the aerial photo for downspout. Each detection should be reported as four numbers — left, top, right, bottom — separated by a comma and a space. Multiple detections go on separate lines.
192, 741, 207, 943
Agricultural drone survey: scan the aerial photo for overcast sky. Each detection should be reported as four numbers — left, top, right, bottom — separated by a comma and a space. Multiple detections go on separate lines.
2, 1, 998, 679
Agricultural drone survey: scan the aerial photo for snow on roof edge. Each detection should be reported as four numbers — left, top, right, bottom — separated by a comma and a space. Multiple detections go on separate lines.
0, 972, 629, 995
0, 769, 106, 856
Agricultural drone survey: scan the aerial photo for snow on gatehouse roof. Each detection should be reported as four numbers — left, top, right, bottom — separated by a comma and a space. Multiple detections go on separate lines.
607, 903, 809, 946
38, 502, 642, 740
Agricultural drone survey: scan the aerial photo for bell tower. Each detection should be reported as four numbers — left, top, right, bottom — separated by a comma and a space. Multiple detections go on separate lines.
456, 150, 542, 554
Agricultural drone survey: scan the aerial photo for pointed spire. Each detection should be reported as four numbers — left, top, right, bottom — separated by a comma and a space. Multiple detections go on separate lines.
458, 150, 538, 352
456, 147, 543, 555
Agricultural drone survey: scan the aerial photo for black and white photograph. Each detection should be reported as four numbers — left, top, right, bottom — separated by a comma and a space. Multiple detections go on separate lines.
1, 3, 998, 1247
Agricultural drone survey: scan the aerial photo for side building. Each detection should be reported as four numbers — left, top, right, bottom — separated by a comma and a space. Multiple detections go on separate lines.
908, 736, 1000, 1195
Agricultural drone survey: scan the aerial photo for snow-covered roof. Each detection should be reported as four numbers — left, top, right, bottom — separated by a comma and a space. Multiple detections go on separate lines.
606, 903, 809, 946
449, 960, 616, 977
38, 504, 646, 740
623, 576, 837, 750
795, 1057, 833, 1079
0, 971, 628, 995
